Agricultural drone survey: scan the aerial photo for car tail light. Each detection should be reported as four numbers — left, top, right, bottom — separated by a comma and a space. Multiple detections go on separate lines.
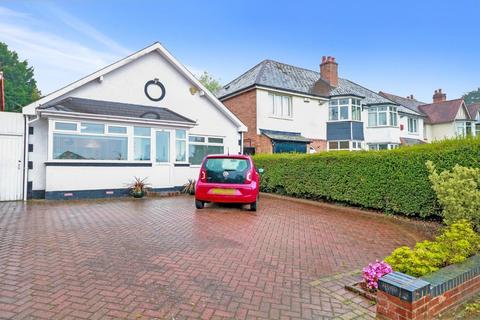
199, 168, 207, 182
245, 170, 253, 183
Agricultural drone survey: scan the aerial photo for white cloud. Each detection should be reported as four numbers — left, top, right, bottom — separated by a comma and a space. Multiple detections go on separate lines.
0, 5, 129, 95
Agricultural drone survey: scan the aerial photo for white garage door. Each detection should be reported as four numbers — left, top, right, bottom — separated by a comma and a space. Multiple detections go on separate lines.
0, 112, 24, 201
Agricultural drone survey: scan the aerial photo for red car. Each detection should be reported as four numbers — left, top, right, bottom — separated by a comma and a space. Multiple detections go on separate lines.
195, 154, 261, 211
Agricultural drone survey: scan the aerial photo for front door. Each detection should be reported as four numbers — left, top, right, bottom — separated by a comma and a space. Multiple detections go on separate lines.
0, 134, 24, 201
154, 130, 174, 187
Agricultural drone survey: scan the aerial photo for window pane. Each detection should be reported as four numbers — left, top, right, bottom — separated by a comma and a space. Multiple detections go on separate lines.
189, 144, 207, 165
339, 98, 349, 105
328, 141, 338, 149
378, 144, 388, 150
274, 95, 282, 116
134, 126, 151, 137
339, 141, 349, 149
53, 134, 127, 160
208, 137, 223, 144
55, 122, 77, 131
81, 123, 104, 134
330, 99, 339, 106
368, 112, 377, 126
176, 129, 186, 139
207, 145, 224, 155
176, 140, 186, 162
108, 126, 127, 134
134, 137, 151, 160
329, 105, 338, 120
390, 112, 398, 126
378, 112, 387, 126
189, 136, 205, 143
340, 106, 349, 120
156, 131, 170, 162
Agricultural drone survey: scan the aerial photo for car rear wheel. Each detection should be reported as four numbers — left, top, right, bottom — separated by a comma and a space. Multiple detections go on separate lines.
195, 199, 204, 209
250, 200, 257, 212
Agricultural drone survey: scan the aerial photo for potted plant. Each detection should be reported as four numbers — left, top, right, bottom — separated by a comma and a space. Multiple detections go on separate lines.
127, 177, 150, 198
181, 179, 196, 195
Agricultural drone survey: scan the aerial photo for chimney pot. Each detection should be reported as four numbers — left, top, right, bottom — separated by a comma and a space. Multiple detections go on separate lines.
320, 55, 338, 87
322, 56, 327, 63
433, 88, 447, 103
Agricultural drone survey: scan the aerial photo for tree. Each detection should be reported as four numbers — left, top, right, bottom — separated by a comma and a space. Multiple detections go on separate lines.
463, 88, 480, 105
197, 71, 222, 94
0, 42, 41, 112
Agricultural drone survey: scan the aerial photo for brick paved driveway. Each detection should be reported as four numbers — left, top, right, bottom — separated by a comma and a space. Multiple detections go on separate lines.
0, 195, 432, 319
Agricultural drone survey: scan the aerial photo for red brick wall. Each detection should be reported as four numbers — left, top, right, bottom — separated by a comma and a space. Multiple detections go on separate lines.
308, 139, 327, 152
377, 274, 480, 319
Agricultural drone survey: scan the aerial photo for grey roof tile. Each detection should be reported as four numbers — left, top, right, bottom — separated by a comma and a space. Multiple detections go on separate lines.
217, 60, 393, 106
379, 92, 426, 116
40, 97, 196, 124
260, 129, 311, 143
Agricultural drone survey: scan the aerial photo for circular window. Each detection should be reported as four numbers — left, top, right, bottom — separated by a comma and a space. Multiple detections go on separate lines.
144, 79, 166, 101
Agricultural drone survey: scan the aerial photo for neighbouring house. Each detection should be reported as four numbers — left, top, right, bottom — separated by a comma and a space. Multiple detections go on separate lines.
380, 89, 477, 141
21, 42, 246, 200
467, 103, 480, 135
217, 56, 427, 153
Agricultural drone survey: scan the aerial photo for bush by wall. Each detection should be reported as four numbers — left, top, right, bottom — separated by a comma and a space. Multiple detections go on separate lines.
427, 161, 480, 228
253, 137, 480, 218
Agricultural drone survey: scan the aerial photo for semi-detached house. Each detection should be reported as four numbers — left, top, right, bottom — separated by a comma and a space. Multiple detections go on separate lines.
217, 56, 426, 153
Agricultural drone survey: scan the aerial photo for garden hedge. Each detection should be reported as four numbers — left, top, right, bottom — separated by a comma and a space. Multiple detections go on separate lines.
253, 137, 480, 218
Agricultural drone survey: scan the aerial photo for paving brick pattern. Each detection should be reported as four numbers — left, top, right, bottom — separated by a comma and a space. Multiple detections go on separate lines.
0, 195, 429, 319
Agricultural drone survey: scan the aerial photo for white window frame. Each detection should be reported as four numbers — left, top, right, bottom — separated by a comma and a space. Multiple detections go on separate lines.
407, 117, 418, 134
174, 129, 188, 163
368, 106, 398, 127
329, 97, 362, 121
188, 134, 225, 166
154, 129, 173, 164
368, 143, 399, 151
269, 92, 293, 119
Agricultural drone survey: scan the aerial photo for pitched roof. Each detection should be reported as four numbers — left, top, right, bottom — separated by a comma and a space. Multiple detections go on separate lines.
217, 60, 393, 105
40, 97, 196, 124
467, 103, 480, 120
418, 99, 467, 124
23, 42, 246, 132
378, 91, 426, 116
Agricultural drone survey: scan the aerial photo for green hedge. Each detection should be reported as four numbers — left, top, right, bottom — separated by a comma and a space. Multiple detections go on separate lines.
253, 137, 480, 218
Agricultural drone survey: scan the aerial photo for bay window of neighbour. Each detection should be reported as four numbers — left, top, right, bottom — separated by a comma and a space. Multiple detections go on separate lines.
188, 135, 224, 165
368, 106, 398, 127
329, 98, 361, 121
134, 126, 151, 160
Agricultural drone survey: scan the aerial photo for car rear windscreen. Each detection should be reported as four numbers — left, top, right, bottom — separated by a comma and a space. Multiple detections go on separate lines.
204, 158, 251, 184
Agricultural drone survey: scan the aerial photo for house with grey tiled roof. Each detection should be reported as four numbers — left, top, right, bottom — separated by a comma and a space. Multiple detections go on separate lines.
380, 89, 478, 141
217, 57, 425, 153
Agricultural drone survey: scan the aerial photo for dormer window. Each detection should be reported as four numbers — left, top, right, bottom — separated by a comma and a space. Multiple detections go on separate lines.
328, 98, 362, 121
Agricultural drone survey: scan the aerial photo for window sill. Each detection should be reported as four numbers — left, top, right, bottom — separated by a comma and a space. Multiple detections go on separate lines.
268, 115, 293, 121
45, 161, 153, 167
367, 125, 398, 129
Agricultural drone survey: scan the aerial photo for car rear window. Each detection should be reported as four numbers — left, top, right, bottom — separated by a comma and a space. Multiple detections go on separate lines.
204, 158, 251, 184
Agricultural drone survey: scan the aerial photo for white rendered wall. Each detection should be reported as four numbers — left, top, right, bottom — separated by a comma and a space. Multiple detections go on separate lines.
399, 115, 425, 141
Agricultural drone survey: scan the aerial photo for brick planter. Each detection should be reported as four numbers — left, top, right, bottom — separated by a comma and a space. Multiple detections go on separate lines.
377, 255, 480, 319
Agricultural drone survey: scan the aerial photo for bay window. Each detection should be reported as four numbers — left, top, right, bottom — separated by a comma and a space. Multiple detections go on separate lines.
188, 135, 224, 165
407, 117, 418, 133
328, 141, 350, 150
329, 98, 362, 121
269, 93, 292, 119
368, 106, 398, 127
134, 126, 151, 160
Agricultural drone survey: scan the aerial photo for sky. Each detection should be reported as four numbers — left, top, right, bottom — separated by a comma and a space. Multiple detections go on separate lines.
0, 0, 479, 102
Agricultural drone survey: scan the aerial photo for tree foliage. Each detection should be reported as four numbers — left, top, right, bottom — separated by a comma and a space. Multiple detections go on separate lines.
198, 71, 222, 94
463, 88, 480, 105
0, 42, 41, 112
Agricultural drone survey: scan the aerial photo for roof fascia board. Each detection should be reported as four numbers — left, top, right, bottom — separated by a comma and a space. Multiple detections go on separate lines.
40, 110, 197, 128
255, 85, 329, 100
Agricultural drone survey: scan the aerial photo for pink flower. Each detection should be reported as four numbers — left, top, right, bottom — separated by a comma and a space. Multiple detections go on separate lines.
362, 260, 392, 290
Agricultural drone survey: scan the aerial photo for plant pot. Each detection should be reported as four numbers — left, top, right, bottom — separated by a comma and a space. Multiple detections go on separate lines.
132, 190, 145, 198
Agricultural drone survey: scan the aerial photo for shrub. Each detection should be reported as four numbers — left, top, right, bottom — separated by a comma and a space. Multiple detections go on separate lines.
427, 161, 480, 228
362, 260, 392, 290
385, 220, 480, 277
254, 137, 480, 218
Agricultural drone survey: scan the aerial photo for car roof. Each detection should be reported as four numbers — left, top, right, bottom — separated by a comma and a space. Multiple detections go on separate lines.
205, 154, 251, 160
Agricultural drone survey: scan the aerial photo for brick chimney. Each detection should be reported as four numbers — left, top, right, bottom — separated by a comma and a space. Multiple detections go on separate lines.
433, 89, 446, 103
0, 71, 4, 112
320, 56, 338, 87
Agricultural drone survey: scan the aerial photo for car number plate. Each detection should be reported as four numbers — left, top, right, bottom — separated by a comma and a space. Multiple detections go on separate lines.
211, 188, 236, 195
